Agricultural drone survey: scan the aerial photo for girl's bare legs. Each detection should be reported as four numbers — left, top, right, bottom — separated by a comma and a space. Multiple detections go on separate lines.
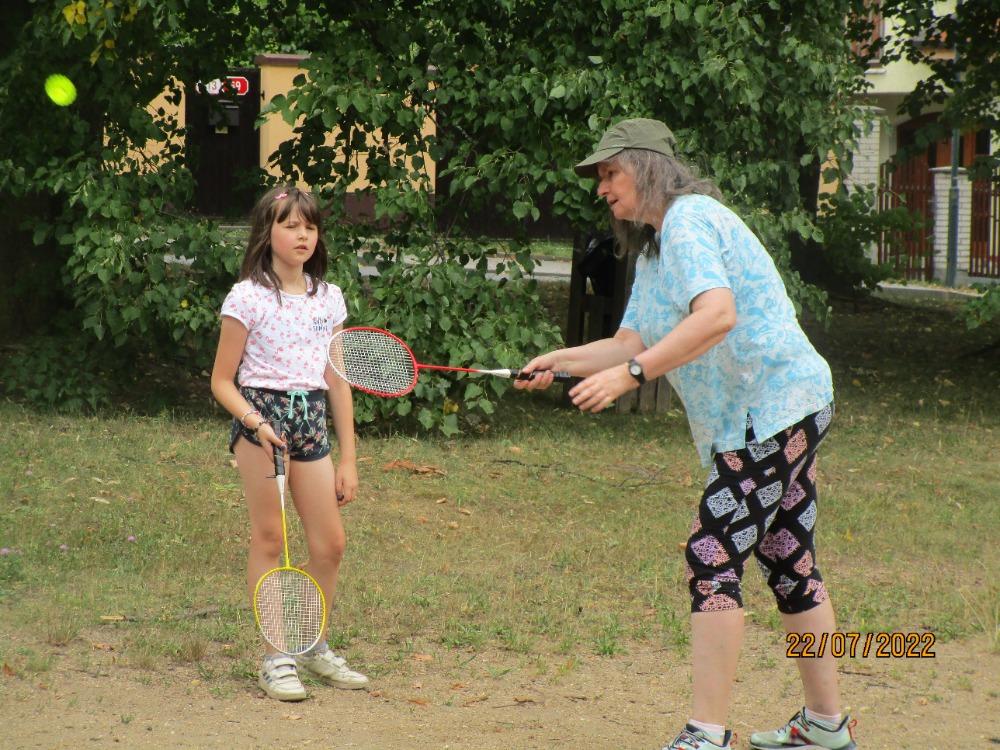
781, 598, 842, 715
235, 444, 346, 649
690, 609, 744, 726
287, 457, 346, 621
234, 437, 284, 654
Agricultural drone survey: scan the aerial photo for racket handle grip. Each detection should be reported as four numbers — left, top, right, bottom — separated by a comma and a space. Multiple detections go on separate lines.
514, 369, 575, 383
271, 422, 285, 477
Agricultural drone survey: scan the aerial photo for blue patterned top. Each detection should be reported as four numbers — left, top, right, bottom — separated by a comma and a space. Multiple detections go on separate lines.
620, 194, 833, 465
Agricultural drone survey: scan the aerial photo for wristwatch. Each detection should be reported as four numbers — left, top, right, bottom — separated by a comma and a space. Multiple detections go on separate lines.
627, 358, 646, 385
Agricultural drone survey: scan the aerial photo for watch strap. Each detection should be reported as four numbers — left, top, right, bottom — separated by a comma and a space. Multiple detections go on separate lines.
627, 358, 646, 385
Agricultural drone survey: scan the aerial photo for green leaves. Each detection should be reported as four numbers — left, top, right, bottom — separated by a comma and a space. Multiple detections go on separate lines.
511, 200, 536, 220
1, 0, 900, 413
962, 287, 1000, 330
342, 239, 561, 435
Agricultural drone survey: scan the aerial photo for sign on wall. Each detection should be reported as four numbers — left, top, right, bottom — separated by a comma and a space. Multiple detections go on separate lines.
195, 76, 251, 97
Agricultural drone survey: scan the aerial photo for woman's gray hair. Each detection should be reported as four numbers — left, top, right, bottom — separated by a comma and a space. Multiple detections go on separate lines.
608, 149, 722, 258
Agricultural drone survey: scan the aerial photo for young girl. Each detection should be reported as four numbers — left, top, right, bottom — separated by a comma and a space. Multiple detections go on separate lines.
210, 185, 369, 701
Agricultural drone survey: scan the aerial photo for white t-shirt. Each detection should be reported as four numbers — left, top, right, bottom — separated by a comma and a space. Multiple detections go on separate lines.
221, 277, 348, 391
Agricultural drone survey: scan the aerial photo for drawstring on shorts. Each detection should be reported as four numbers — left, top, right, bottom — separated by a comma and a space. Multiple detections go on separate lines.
286, 389, 309, 420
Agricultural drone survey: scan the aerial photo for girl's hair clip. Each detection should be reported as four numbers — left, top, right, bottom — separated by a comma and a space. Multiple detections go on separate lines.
275, 191, 288, 201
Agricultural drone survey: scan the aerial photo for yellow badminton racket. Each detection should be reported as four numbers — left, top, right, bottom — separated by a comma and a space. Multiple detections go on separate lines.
252, 437, 326, 655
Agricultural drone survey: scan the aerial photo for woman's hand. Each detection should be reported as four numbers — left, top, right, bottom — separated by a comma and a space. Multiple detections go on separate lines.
336, 459, 359, 506
513, 351, 567, 391
568, 363, 639, 413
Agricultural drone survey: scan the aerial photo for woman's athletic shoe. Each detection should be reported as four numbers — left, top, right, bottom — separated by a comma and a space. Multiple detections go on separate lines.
750, 709, 857, 749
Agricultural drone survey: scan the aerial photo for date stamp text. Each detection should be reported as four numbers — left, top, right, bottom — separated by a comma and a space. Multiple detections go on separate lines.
786, 631, 936, 658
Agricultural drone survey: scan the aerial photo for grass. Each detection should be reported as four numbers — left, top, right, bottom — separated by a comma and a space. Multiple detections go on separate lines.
0, 290, 998, 691
527, 238, 573, 260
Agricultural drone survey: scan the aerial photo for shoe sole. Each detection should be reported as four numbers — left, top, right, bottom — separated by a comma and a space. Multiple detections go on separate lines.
308, 675, 369, 690
257, 677, 308, 701
330, 680, 369, 690
296, 664, 370, 690
749, 744, 857, 750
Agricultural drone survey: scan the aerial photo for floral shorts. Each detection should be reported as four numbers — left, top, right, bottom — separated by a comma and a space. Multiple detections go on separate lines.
229, 386, 331, 462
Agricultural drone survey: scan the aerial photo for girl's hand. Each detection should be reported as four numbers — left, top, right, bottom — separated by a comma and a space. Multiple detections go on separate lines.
256, 423, 287, 458
513, 351, 566, 391
568, 363, 638, 413
336, 459, 359, 506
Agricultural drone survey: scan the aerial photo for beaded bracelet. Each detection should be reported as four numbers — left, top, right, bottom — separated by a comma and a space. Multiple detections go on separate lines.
239, 409, 262, 433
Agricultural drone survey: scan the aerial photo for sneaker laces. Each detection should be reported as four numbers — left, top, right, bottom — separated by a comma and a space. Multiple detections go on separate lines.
784, 709, 849, 744
663, 728, 725, 750
766, 710, 807, 742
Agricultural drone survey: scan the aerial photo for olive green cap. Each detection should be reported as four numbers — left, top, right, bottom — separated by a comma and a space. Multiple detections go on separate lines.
574, 118, 676, 178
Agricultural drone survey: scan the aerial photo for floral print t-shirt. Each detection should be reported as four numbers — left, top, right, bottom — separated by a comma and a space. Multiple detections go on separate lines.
620, 194, 833, 466
221, 277, 347, 391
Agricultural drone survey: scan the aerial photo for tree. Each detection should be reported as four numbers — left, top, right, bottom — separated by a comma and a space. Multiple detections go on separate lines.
880, 0, 1000, 326
263, 0, 878, 319
0, 1, 282, 408
2, 0, 887, 419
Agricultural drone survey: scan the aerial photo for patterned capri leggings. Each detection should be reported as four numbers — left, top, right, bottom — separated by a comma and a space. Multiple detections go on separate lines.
686, 404, 834, 615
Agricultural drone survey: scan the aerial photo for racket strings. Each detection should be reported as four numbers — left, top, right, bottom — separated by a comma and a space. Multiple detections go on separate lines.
330, 329, 417, 396
255, 568, 325, 655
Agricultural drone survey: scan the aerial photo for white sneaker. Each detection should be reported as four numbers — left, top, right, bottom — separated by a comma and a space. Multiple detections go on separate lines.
295, 648, 370, 689
258, 655, 307, 701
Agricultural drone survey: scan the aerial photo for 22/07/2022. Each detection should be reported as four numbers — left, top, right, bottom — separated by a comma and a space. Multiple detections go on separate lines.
786, 631, 936, 659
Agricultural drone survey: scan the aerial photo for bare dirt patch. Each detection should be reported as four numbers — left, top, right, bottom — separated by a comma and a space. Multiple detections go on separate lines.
3, 627, 998, 749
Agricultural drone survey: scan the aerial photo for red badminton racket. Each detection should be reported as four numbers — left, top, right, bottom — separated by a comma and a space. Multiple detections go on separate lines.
327, 326, 573, 397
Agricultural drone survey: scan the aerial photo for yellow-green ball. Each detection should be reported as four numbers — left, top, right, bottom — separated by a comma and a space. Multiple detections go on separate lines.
45, 74, 77, 106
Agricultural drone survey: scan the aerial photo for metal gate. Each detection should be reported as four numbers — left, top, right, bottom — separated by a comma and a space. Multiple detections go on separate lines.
877, 159, 934, 281
970, 168, 1000, 278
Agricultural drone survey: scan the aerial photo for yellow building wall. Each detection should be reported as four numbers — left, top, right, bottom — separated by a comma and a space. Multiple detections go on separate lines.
257, 55, 304, 183
256, 53, 436, 192
127, 85, 184, 168
865, 1, 955, 98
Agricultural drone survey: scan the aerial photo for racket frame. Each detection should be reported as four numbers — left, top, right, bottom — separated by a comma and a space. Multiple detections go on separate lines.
327, 326, 574, 398
328, 326, 419, 398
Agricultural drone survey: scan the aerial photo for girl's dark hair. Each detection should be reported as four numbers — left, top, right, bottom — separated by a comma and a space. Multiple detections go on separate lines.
608, 149, 723, 258
239, 185, 328, 298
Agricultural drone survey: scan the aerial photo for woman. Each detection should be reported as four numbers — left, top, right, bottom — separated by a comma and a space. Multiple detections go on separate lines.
516, 119, 856, 750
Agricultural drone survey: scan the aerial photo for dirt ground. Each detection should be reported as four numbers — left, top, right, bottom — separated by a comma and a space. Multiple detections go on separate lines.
2, 626, 997, 750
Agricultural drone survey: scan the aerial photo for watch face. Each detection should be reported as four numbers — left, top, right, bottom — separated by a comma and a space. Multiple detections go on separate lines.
629, 361, 642, 377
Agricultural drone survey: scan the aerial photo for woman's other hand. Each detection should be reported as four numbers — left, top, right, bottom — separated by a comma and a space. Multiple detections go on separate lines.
568, 363, 639, 413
